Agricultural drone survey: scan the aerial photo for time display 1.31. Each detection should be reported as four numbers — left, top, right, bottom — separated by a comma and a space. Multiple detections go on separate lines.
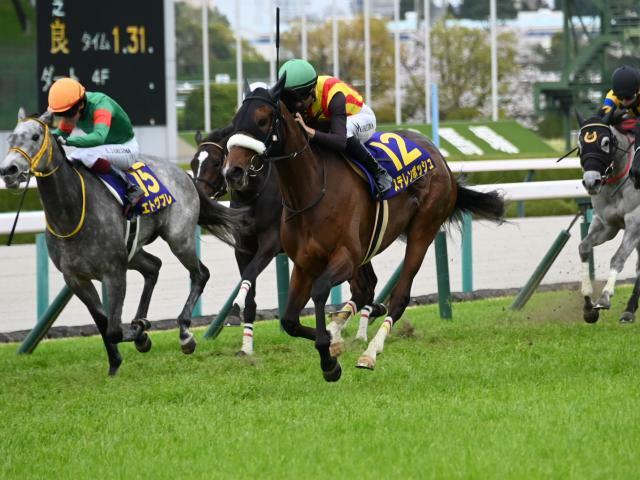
37, 0, 166, 126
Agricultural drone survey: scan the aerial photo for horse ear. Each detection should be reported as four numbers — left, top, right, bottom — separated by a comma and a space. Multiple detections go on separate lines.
195, 130, 202, 144
17, 107, 26, 121
243, 78, 251, 98
38, 110, 54, 126
270, 72, 286, 101
575, 109, 585, 127
602, 109, 613, 125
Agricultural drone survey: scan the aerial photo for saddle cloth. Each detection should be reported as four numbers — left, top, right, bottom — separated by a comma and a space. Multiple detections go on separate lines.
96, 162, 175, 218
349, 132, 436, 200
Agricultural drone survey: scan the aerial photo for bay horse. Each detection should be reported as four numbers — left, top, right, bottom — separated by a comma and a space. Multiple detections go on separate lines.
576, 110, 640, 323
1, 110, 241, 375
191, 128, 385, 355
223, 78, 505, 382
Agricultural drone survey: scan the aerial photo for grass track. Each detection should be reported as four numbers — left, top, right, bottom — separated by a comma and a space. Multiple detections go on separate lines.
2, 288, 640, 479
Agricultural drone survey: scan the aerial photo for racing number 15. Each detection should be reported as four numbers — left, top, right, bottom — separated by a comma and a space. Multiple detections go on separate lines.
131, 170, 160, 197
368, 133, 422, 171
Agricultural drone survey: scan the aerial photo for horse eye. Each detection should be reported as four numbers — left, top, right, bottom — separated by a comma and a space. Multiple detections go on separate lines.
31, 134, 39, 141
258, 118, 269, 128
601, 137, 610, 152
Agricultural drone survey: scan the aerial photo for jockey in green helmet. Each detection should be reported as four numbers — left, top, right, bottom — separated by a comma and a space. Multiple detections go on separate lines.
278, 59, 392, 198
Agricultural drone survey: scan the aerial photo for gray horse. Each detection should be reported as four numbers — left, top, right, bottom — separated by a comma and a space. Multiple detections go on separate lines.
1, 109, 240, 375
577, 111, 640, 323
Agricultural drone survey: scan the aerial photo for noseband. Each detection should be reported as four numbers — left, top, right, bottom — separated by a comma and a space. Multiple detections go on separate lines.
579, 122, 633, 184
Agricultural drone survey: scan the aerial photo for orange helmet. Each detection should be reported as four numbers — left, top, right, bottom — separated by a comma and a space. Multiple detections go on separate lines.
48, 78, 86, 112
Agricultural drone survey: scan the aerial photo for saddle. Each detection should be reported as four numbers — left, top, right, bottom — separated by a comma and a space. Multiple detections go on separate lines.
95, 162, 175, 217
347, 132, 436, 200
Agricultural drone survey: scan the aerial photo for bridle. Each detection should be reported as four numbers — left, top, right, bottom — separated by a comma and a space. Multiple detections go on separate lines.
195, 141, 227, 197
9, 118, 57, 177
579, 122, 634, 184
233, 93, 323, 221
7, 118, 86, 239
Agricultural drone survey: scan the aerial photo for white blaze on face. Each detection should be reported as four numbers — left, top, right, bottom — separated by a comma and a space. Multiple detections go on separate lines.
197, 150, 209, 172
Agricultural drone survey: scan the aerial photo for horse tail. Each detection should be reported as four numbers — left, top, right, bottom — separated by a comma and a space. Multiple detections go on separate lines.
451, 177, 505, 225
196, 186, 244, 248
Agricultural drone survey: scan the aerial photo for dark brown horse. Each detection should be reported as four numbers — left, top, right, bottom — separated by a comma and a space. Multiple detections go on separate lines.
191, 128, 385, 355
224, 79, 505, 381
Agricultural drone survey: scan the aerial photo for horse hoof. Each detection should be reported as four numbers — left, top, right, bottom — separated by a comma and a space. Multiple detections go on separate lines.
180, 334, 197, 355
108, 358, 122, 376
322, 361, 342, 382
583, 308, 600, 323
235, 349, 254, 357
356, 355, 375, 370
329, 339, 345, 357
135, 333, 152, 353
620, 312, 635, 324
354, 334, 368, 343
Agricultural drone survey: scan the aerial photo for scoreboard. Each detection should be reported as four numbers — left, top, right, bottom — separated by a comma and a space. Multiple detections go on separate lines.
36, 0, 166, 126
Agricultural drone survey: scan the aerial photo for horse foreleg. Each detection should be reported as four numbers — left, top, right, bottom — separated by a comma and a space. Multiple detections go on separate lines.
127, 249, 162, 353
596, 221, 640, 311
578, 216, 617, 322
234, 231, 280, 356
64, 275, 122, 376
280, 265, 315, 341
326, 300, 356, 356
310, 249, 355, 382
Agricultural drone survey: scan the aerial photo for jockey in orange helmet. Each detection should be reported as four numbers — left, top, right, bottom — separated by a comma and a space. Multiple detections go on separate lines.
278, 59, 392, 198
48, 77, 144, 210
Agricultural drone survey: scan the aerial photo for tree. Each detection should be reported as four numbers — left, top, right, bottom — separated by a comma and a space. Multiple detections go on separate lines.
175, 2, 265, 80
281, 15, 398, 121
402, 22, 519, 121
456, 0, 517, 20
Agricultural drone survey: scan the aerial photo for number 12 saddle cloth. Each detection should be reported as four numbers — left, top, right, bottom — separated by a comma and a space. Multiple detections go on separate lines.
349, 131, 437, 200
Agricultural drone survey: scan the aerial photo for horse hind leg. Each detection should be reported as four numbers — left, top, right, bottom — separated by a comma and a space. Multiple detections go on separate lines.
64, 275, 122, 376
620, 250, 640, 323
128, 249, 162, 353
357, 223, 438, 370
167, 237, 209, 354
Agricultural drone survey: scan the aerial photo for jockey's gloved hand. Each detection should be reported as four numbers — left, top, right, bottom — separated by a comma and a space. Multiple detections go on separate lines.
54, 135, 66, 146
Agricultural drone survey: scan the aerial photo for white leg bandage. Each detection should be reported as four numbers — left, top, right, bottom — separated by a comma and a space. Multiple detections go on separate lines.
234, 280, 252, 310
356, 305, 372, 341
241, 323, 254, 355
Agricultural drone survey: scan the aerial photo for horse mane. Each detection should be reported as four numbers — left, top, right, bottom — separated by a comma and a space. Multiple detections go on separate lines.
203, 124, 235, 143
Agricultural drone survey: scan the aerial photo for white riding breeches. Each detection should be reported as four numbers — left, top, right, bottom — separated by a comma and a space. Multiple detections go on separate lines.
347, 103, 376, 143
67, 137, 139, 170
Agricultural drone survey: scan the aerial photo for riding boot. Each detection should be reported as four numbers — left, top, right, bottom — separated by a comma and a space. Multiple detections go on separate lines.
345, 136, 393, 198
109, 165, 145, 213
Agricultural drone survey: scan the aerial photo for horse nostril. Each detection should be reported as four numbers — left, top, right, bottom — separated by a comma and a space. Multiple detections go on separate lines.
0, 165, 18, 177
227, 166, 244, 182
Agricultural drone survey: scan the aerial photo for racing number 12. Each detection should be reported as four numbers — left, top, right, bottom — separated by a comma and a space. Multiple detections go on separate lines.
368, 133, 422, 171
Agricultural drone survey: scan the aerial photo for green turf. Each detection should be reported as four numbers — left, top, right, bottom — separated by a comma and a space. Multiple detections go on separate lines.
2, 288, 639, 479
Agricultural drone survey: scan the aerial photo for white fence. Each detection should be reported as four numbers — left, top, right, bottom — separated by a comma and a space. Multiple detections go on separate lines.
0, 158, 584, 234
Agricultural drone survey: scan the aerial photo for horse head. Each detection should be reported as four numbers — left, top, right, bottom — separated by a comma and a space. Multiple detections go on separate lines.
577, 110, 632, 195
191, 129, 228, 199
224, 75, 302, 191
1, 109, 56, 188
